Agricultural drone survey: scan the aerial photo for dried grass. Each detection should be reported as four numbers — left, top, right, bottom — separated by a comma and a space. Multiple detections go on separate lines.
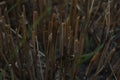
0, 0, 120, 80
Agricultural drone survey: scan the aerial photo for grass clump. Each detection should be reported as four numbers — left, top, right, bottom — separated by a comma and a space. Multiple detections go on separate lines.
0, 0, 120, 80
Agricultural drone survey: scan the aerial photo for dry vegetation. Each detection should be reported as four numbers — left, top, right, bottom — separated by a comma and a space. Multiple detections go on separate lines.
0, 0, 120, 80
